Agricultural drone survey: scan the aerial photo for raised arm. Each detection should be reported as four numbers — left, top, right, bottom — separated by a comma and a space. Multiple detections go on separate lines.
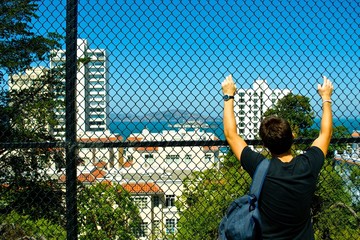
222, 75, 247, 160
311, 76, 334, 156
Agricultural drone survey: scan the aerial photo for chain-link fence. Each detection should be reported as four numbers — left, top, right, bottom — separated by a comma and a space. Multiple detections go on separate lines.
1, 0, 359, 239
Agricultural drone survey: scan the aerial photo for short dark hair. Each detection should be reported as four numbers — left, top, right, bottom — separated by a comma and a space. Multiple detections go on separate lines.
259, 116, 293, 155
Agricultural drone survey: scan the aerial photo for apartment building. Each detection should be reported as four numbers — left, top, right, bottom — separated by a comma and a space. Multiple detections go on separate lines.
53, 126, 220, 239
9, 66, 48, 90
120, 127, 220, 239
234, 79, 291, 139
50, 39, 110, 140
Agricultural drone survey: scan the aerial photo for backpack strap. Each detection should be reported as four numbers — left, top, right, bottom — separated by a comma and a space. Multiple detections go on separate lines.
249, 159, 270, 200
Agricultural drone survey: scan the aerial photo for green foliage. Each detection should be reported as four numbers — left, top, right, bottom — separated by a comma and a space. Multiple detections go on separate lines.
0, 179, 65, 225
77, 182, 142, 240
176, 152, 251, 240
304, 125, 351, 157
0, 0, 66, 229
312, 159, 360, 239
0, 211, 66, 239
264, 93, 314, 137
0, 0, 63, 77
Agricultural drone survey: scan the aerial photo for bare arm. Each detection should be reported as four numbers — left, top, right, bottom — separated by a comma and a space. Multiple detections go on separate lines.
311, 76, 334, 157
222, 75, 247, 160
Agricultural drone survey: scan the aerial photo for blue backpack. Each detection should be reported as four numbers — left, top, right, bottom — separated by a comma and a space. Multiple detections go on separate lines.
218, 159, 270, 240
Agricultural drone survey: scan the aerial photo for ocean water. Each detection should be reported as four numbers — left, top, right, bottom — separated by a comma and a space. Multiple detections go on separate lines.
109, 118, 360, 140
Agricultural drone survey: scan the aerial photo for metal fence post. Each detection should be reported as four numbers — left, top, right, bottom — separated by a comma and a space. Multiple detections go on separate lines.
66, 0, 78, 239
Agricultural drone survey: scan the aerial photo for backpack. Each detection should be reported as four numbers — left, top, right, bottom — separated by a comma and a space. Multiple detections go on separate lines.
218, 159, 270, 240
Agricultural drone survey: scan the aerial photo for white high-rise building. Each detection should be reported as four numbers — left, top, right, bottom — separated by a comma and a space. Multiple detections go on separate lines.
50, 39, 110, 139
234, 79, 291, 139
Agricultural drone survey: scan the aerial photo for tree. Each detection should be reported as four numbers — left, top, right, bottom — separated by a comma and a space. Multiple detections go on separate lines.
176, 152, 251, 240
77, 182, 142, 240
312, 159, 360, 239
0, 210, 66, 239
264, 93, 314, 137
0, 0, 65, 227
0, 0, 62, 78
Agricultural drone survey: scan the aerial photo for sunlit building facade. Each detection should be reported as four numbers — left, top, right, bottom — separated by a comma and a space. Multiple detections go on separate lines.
234, 79, 291, 139
50, 39, 110, 139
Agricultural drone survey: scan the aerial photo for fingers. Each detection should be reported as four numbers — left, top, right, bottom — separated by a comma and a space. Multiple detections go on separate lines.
318, 76, 334, 98
322, 76, 334, 89
221, 75, 232, 85
319, 76, 333, 89
221, 74, 236, 95
221, 75, 236, 88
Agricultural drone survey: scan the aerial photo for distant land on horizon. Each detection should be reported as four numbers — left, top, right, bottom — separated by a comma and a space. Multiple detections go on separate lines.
109, 109, 222, 122
109, 109, 358, 127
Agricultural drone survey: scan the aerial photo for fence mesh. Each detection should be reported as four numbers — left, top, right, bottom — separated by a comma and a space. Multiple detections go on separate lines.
1, 0, 359, 239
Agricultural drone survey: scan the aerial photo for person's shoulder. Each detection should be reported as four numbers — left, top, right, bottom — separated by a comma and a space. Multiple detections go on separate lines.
297, 146, 325, 172
241, 146, 261, 161
241, 146, 267, 175
305, 146, 325, 157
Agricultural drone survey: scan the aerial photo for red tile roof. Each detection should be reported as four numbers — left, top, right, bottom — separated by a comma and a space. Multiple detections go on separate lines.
352, 131, 360, 138
58, 166, 107, 183
94, 161, 107, 168
123, 161, 133, 168
126, 137, 143, 142
78, 136, 123, 143
78, 173, 96, 182
122, 182, 163, 194
91, 169, 106, 178
203, 146, 219, 152
134, 146, 158, 152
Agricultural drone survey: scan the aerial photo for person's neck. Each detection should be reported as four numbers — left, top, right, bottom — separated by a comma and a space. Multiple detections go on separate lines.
272, 151, 293, 162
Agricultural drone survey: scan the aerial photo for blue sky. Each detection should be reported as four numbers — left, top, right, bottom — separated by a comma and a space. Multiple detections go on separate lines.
34, 0, 359, 120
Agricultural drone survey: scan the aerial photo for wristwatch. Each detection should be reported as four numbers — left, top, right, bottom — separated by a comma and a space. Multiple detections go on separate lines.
223, 95, 234, 101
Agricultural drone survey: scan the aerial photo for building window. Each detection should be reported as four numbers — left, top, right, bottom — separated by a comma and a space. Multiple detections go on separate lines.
153, 220, 161, 235
205, 153, 212, 162
184, 154, 192, 163
89, 74, 104, 79
132, 196, 148, 209
89, 114, 105, 119
165, 154, 180, 163
89, 61, 103, 66
134, 222, 148, 238
166, 219, 176, 234
165, 195, 175, 207
145, 153, 154, 164
88, 67, 104, 73
153, 196, 160, 207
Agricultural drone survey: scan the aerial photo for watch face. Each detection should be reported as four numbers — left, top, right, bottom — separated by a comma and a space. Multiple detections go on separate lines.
223, 95, 233, 101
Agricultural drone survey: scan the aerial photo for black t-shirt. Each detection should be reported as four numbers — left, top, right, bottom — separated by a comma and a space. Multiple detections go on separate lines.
241, 146, 325, 240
